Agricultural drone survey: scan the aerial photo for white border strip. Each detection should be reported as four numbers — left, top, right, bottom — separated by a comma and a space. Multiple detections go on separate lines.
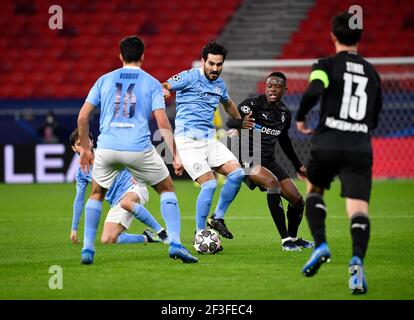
193, 57, 414, 68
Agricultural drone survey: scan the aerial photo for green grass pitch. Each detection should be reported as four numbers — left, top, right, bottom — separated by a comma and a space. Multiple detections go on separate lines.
0, 179, 413, 300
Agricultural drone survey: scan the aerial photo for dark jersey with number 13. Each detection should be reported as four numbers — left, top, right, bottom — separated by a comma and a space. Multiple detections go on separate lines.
297, 51, 383, 153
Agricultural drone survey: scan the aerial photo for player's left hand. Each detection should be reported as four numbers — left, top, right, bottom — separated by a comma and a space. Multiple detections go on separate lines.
70, 230, 79, 244
296, 165, 307, 181
296, 121, 313, 135
173, 154, 184, 176
79, 148, 94, 173
242, 112, 255, 129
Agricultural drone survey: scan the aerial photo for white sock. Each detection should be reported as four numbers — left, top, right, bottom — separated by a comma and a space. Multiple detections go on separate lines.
281, 237, 290, 244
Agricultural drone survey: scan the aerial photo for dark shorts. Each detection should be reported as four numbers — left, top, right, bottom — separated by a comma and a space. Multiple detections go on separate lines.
307, 149, 372, 202
241, 160, 290, 192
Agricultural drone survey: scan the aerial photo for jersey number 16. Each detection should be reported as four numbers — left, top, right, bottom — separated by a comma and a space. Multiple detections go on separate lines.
114, 83, 136, 118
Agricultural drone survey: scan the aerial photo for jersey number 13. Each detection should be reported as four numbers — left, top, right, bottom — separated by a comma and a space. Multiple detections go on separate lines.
339, 72, 368, 121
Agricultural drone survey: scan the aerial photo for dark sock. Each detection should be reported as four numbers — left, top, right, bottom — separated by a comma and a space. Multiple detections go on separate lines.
350, 213, 370, 261
287, 201, 304, 238
305, 193, 327, 247
267, 192, 289, 239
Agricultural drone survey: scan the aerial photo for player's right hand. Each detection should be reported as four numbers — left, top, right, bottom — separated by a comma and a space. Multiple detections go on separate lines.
296, 120, 313, 135
173, 153, 184, 176
242, 112, 255, 129
296, 165, 307, 181
70, 230, 79, 244
162, 87, 171, 98
79, 148, 94, 173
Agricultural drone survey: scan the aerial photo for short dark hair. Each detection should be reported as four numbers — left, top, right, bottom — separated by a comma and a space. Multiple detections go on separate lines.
267, 71, 287, 85
120, 35, 145, 63
332, 12, 362, 46
201, 41, 228, 61
69, 128, 93, 147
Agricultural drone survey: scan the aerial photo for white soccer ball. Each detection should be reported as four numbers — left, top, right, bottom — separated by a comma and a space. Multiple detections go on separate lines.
193, 229, 222, 254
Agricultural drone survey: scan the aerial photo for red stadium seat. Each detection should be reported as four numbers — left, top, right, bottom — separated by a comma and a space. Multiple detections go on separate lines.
2, 0, 242, 98
279, 0, 414, 59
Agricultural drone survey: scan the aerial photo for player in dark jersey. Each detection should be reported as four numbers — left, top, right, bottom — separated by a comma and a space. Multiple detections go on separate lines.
296, 12, 383, 294
226, 72, 313, 251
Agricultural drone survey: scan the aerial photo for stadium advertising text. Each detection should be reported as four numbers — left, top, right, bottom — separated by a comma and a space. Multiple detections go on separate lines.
1, 144, 78, 183
0, 129, 262, 183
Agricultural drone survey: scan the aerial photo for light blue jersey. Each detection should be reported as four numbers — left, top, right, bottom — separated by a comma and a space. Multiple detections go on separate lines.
72, 167, 134, 230
105, 169, 134, 207
86, 66, 165, 152
167, 67, 229, 139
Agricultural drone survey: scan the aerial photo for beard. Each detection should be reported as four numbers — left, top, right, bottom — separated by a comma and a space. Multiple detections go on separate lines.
204, 69, 219, 81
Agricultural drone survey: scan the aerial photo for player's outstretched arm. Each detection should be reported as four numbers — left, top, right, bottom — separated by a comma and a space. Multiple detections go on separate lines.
77, 102, 95, 173
296, 79, 325, 135
70, 181, 87, 244
153, 109, 184, 176
226, 112, 255, 129
222, 98, 242, 120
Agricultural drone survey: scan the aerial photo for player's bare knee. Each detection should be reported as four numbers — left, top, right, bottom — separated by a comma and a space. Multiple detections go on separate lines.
307, 183, 324, 196
100, 235, 110, 244
100, 236, 109, 244
346, 198, 369, 218
90, 186, 105, 201
154, 176, 174, 194
265, 177, 279, 190
90, 182, 106, 201
292, 194, 305, 209
101, 234, 117, 244
90, 193, 104, 201
119, 198, 133, 212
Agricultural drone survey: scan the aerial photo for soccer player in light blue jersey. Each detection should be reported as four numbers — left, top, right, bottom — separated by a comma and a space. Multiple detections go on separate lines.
162, 41, 248, 246
77, 36, 197, 264
69, 129, 167, 246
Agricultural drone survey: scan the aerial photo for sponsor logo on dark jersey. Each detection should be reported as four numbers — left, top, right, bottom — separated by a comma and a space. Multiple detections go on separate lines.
254, 124, 281, 136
